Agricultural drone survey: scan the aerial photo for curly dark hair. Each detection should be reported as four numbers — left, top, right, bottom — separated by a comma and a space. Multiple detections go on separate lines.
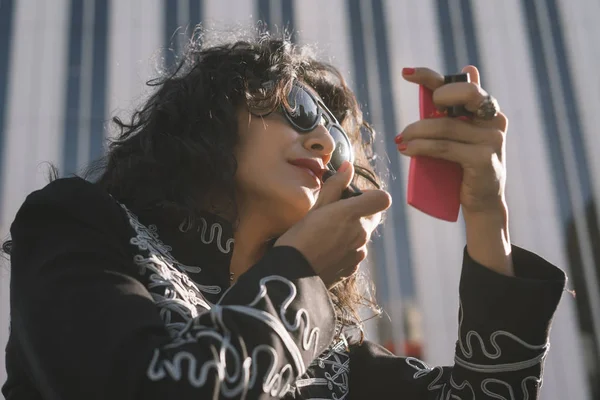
10, 26, 385, 331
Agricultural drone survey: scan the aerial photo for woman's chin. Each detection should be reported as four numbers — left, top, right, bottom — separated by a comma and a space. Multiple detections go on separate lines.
278, 187, 315, 220
295, 186, 319, 209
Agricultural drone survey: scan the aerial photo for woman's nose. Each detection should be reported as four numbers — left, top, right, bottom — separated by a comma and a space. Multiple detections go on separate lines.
303, 124, 335, 161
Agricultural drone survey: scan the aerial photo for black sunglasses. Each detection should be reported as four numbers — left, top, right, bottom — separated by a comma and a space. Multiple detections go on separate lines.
276, 82, 362, 198
281, 82, 354, 172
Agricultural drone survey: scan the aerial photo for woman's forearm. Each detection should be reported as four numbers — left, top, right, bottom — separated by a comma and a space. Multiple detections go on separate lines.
463, 199, 514, 277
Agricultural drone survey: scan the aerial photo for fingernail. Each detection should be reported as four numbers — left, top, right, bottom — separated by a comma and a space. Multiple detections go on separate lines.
402, 67, 416, 75
337, 161, 350, 173
394, 133, 403, 144
397, 143, 408, 152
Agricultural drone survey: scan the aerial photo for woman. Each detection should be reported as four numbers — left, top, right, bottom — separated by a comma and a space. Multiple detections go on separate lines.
2, 30, 566, 399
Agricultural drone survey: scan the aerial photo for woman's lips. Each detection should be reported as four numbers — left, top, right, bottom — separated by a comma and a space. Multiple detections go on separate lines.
291, 164, 322, 187
288, 158, 326, 179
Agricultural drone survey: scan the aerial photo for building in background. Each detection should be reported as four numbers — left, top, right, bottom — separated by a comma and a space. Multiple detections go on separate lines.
0, 1, 598, 399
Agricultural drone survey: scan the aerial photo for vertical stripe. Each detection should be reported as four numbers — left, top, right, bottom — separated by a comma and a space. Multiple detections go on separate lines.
348, 0, 409, 355
371, 0, 414, 300
435, 0, 482, 77
346, 0, 388, 309
89, 0, 110, 162
544, 0, 600, 394
189, 0, 203, 28
62, 0, 85, 175
544, 0, 594, 205
164, 0, 178, 67
257, 0, 271, 28
460, 0, 481, 71
75, 0, 95, 171
435, 0, 458, 72
177, 0, 190, 39
204, 0, 253, 25
0, 0, 15, 210
0, 0, 15, 385
521, 0, 600, 371
281, 0, 295, 41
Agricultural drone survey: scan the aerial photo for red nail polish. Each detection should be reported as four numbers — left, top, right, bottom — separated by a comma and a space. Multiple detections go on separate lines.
398, 143, 408, 152
402, 67, 416, 75
394, 134, 404, 144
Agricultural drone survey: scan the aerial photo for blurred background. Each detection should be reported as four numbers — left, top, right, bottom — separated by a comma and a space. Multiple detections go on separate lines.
0, 0, 599, 398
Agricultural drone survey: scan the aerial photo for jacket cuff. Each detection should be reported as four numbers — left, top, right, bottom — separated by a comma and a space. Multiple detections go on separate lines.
456, 245, 566, 367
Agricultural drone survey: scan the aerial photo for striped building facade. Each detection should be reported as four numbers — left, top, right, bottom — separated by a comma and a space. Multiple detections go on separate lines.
0, 1, 598, 398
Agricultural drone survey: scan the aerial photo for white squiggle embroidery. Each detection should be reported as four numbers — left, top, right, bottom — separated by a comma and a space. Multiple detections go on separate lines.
152, 312, 292, 397
178, 217, 234, 254
121, 204, 309, 397
147, 329, 255, 398
481, 376, 541, 400
248, 276, 320, 355
405, 357, 445, 393
454, 301, 549, 373
250, 345, 295, 397
122, 204, 221, 295
449, 375, 476, 400
293, 337, 350, 399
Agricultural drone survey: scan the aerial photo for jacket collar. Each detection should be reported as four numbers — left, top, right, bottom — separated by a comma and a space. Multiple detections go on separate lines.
131, 207, 236, 298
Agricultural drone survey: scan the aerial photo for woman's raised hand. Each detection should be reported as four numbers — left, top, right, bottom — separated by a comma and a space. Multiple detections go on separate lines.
275, 162, 391, 288
397, 65, 508, 215
398, 65, 513, 275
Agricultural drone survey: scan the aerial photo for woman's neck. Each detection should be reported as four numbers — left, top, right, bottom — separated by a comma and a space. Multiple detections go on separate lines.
229, 212, 276, 284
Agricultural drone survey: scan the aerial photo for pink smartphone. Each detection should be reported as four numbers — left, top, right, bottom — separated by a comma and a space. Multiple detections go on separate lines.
406, 75, 469, 222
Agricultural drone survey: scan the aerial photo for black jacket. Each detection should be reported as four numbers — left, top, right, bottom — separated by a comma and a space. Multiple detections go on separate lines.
2, 177, 567, 399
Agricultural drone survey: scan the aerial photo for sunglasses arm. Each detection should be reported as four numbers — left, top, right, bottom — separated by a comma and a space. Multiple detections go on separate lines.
341, 183, 363, 199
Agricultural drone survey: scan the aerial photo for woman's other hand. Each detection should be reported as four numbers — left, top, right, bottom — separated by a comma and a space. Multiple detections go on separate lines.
398, 66, 513, 276
275, 162, 391, 288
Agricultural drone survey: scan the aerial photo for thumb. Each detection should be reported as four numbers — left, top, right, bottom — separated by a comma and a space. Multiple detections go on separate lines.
462, 65, 480, 86
313, 161, 354, 208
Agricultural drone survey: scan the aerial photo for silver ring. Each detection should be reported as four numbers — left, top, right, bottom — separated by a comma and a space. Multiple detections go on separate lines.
475, 95, 500, 120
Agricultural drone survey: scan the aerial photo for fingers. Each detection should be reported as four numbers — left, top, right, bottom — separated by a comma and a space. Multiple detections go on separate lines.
314, 161, 354, 208
462, 65, 480, 86
342, 189, 392, 218
398, 118, 505, 147
402, 65, 480, 91
402, 67, 445, 91
398, 139, 501, 168
403, 64, 506, 131
433, 82, 488, 114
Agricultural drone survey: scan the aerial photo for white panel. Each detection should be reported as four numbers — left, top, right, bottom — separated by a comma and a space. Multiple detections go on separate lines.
203, 0, 254, 28
32, 0, 69, 190
0, 0, 69, 224
1, 0, 42, 228
471, 0, 590, 399
106, 0, 163, 139
0, 0, 70, 385
557, 0, 600, 228
384, 0, 465, 366
293, 0, 354, 86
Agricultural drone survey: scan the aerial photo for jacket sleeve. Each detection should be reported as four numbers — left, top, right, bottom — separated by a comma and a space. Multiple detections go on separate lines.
348, 245, 567, 399
8, 179, 336, 400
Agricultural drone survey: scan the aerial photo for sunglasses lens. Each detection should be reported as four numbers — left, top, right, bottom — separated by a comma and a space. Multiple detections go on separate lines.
328, 126, 352, 170
287, 86, 319, 129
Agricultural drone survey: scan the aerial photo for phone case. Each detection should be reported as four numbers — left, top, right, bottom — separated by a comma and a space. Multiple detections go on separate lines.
406, 85, 463, 222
